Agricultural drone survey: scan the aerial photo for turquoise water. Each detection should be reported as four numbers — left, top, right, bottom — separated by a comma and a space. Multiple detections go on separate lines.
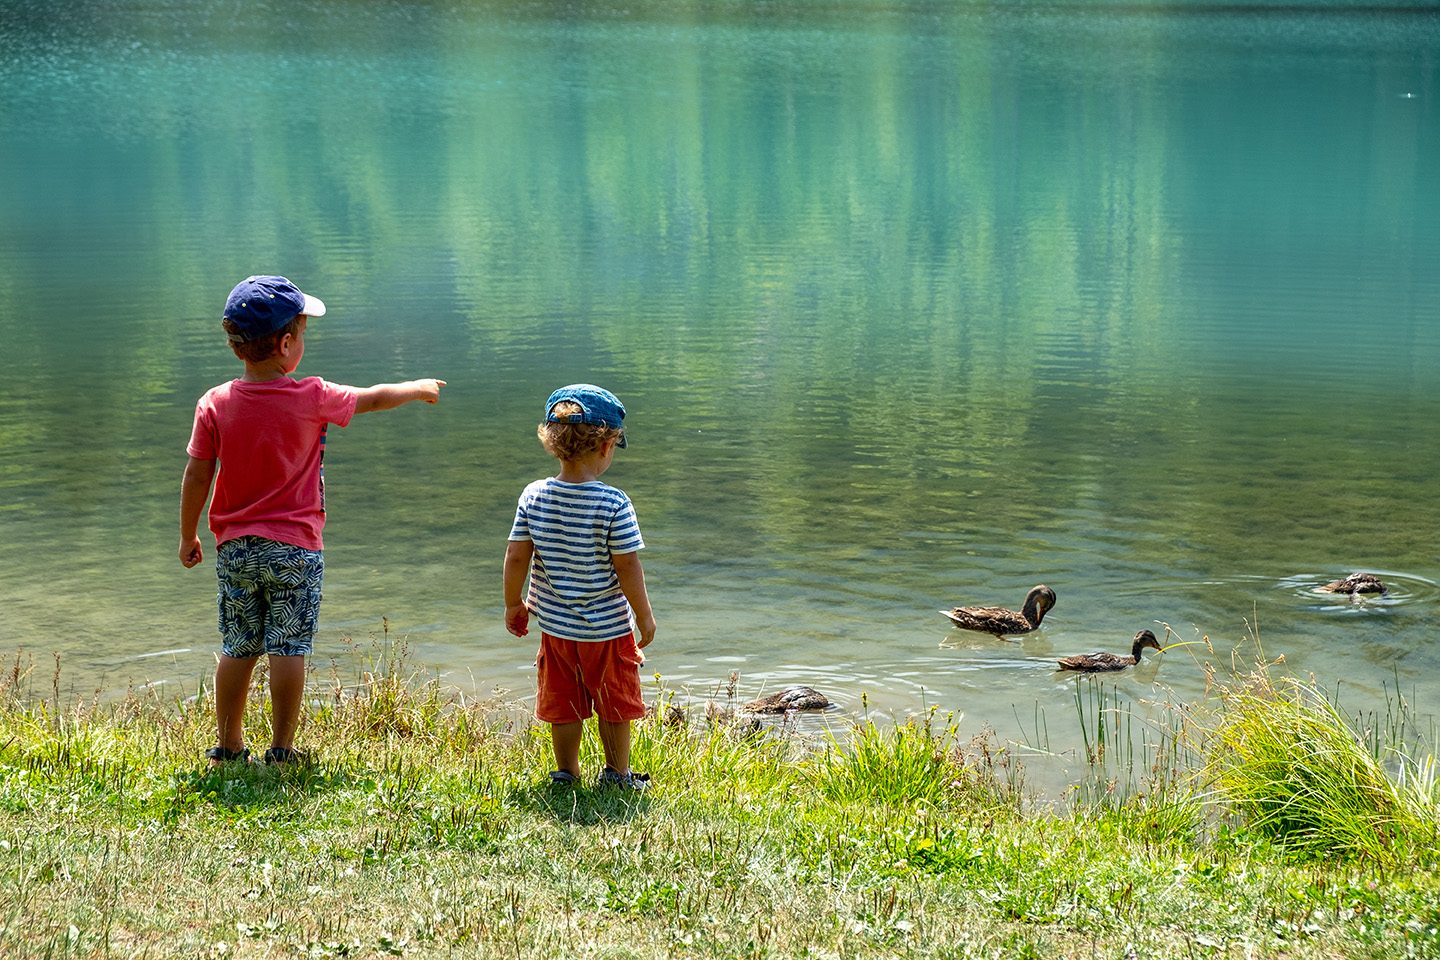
2, 1, 1438, 775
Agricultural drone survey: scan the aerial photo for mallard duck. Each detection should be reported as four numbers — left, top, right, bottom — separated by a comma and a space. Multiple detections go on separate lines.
742, 685, 831, 714
940, 584, 1056, 639
1056, 629, 1163, 673
1318, 572, 1387, 596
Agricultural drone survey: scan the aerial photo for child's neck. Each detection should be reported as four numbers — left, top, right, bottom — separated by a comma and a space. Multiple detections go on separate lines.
556, 454, 607, 484
240, 357, 292, 383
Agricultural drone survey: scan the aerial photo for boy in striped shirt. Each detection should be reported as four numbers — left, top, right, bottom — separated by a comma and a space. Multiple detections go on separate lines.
503, 384, 657, 789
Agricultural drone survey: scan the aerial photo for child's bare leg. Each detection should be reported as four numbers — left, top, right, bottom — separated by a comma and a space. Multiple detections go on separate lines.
598, 718, 632, 774
214, 654, 259, 753
550, 721, 583, 776
267, 655, 306, 750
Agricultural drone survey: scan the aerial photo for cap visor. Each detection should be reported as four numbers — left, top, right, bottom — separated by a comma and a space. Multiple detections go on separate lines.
301, 293, 326, 318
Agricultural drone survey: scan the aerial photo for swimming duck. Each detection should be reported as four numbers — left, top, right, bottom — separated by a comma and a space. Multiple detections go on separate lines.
1056, 629, 1163, 673
742, 685, 831, 714
1318, 572, 1387, 596
940, 584, 1056, 639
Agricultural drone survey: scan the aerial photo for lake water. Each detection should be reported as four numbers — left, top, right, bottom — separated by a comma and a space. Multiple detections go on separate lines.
2, 1, 1438, 780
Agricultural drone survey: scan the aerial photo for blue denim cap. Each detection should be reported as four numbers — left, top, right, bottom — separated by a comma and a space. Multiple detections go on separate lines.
223, 275, 326, 342
545, 383, 627, 448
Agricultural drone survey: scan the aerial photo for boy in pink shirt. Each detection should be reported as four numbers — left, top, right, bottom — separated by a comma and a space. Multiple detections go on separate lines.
179, 275, 445, 766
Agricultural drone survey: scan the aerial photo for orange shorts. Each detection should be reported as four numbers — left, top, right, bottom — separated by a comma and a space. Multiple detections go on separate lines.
535, 631, 646, 724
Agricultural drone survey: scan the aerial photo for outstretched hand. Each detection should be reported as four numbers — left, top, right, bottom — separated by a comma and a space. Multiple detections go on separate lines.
418, 379, 446, 403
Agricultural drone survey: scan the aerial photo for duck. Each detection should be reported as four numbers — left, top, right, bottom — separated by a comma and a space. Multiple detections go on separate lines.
1056, 629, 1163, 673
742, 685, 831, 714
1318, 572, 1387, 596
940, 584, 1056, 639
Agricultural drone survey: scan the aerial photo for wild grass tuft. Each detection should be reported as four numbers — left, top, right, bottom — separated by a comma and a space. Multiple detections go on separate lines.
811, 716, 956, 807
1056, 624, 1439, 867
1203, 668, 1440, 865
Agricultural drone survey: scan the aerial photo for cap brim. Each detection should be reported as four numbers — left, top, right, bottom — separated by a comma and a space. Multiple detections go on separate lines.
301, 293, 326, 318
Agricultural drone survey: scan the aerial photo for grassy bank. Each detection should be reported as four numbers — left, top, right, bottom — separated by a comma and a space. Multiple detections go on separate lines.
2, 640, 1438, 959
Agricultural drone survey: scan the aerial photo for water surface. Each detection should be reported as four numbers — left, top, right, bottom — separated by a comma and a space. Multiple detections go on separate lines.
2, 0, 1438, 781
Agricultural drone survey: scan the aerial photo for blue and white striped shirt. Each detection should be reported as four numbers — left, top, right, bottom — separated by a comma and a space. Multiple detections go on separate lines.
508, 477, 645, 642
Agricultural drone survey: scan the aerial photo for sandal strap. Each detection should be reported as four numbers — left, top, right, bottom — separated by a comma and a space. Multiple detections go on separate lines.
205, 746, 250, 762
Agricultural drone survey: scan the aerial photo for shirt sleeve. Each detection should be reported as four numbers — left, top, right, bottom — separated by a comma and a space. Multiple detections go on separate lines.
508, 495, 531, 542
185, 397, 217, 460
608, 494, 644, 555
314, 378, 360, 427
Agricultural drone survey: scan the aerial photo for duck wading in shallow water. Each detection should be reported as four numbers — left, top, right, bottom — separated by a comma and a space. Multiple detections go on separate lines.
742, 685, 831, 714
1318, 572, 1387, 596
940, 584, 1056, 639
1056, 629, 1163, 673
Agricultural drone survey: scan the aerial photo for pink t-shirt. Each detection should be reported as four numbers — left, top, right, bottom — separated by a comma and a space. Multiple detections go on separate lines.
187, 377, 360, 551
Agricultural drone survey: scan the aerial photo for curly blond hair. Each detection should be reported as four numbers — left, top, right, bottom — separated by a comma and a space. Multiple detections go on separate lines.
538, 400, 624, 461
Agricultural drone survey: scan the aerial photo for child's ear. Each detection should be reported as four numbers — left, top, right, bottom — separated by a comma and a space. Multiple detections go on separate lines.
277, 318, 306, 356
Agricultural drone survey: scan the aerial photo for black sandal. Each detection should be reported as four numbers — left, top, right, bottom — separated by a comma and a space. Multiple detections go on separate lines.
263, 746, 307, 766
205, 746, 251, 764
598, 766, 650, 791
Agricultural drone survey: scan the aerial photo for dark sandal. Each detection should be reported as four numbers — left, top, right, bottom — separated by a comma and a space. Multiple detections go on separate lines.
205, 746, 251, 764
549, 770, 580, 786
263, 746, 307, 765
598, 766, 650, 790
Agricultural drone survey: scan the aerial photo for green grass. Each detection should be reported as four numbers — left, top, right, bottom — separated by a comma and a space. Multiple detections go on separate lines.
1203, 668, 1440, 866
2, 638, 1439, 959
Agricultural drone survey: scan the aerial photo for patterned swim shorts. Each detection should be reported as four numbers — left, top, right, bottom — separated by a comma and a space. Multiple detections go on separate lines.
216, 536, 324, 658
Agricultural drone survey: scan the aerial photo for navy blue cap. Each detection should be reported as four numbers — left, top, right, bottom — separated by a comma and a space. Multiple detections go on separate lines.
545, 384, 627, 448
223, 275, 326, 342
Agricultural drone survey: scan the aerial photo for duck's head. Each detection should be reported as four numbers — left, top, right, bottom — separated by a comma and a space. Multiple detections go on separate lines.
1025, 585, 1057, 620
1132, 629, 1162, 659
